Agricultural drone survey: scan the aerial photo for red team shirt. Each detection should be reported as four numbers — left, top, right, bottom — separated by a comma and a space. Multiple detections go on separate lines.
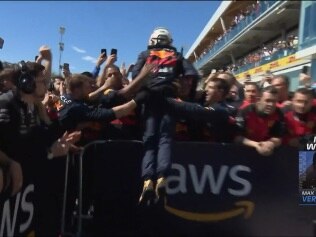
282, 106, 316, 144
239, 100, 252, 110
236, 104, 284, 142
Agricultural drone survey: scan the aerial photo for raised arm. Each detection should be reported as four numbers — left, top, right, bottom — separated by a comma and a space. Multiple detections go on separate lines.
36, 45, 52, 83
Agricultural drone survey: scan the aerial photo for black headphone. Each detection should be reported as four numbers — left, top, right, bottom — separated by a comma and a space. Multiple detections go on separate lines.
18, 61, 36, 94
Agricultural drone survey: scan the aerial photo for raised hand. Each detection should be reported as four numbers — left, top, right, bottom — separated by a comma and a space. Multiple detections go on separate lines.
105, 54, 117, 67
50, 131, 81, 158
96, 52, 107, 68
39, 45, 52, 61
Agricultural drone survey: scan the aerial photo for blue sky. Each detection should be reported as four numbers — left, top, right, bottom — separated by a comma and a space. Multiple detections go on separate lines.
0, 1, 220, 74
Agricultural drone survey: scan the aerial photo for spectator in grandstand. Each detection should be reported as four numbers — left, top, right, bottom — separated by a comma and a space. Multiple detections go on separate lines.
282, 88, 316, 148
237, 10, 245, 22
132, 27, 199, 205
235, 86, 283, 156
230, 18, 237, 29
259, 70, 274, 89
262, 46, 271, 57
271, 74, 291, 108
292, 36, 299, 49
287, 35, 295, 48
299, 69, 312, 88
246, 74, 251, 81
271, 41, 278, 54
239, 81, 260, 109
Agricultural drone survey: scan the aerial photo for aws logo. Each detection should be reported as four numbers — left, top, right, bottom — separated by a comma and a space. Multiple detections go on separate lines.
164, 164, 255, 222
0, 184, 34, 236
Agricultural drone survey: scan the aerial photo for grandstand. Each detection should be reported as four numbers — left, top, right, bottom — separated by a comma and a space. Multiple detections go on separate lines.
185, 0, 314, 91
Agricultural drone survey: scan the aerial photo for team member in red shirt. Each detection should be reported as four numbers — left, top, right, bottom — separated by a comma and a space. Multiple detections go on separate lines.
239, 81, 260, 109
282, 88, 316, 147
271, 74, 292, 108
235, 86, 284, 156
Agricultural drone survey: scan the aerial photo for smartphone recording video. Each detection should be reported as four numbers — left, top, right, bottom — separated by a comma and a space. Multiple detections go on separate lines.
101, 48, 107, 57
111, 48, 117, 56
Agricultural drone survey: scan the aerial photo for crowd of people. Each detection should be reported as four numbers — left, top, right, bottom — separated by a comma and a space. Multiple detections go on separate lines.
195, 1, 265, 61
194, 0, 299, 77
0, 26, 315, 235
226, 33, 299, 73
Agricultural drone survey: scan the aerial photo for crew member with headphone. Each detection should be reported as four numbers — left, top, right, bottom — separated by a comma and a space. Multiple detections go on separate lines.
0, 59, 81, 236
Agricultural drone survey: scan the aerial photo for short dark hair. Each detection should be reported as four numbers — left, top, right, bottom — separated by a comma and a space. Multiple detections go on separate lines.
260, 85, 278, 96
68, 74, 89, 92
52, 76, 64, 81
81, 71, 93, 78
244, 81, 259, 91
273, 74, 290, 88
208, 77, 230, 97
6, 61, 45, 86
106, 64, 121, 74
217, 72, 236, 87
295, 87, 313, 98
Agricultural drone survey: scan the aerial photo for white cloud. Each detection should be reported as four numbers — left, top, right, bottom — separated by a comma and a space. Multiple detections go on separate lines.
82, 55, 97, 64
72, 45, 86, 54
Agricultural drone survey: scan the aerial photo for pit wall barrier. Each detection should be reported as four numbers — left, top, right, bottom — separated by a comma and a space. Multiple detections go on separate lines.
1, 141, 316, 236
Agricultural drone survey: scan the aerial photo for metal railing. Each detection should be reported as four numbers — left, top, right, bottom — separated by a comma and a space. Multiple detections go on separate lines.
194, 0, 280, 69
232, 47, 298, 75
60, 140, 143, 237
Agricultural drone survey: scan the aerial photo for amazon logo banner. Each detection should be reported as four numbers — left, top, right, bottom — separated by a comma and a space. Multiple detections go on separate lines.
0, 185, 35, 237
75, 141, 316, 236
160, 143, 316, 236
165, 163, 254, 222
165, 143, 256, 224
0, 156, 66, 237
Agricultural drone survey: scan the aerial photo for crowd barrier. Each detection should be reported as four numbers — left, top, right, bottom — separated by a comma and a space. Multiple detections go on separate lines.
1, 141, 316, 236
